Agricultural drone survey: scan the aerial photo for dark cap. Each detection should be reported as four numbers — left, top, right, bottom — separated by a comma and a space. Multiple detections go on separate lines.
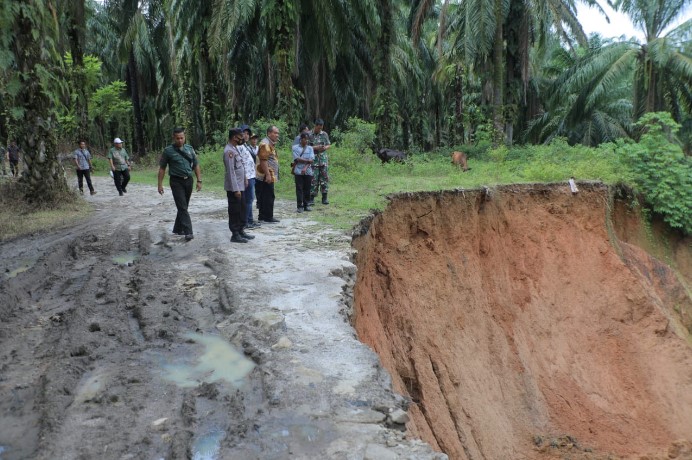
239, 124, 251, 132
228, 128, 243, 138
299, 132, 310, 139
314, 118, 324, 126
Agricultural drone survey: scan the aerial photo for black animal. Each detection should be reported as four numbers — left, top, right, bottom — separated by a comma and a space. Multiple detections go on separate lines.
375, 148, 407, 164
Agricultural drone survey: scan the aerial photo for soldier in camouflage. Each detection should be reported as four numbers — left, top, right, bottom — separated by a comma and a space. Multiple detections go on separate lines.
308, 118, 331, 205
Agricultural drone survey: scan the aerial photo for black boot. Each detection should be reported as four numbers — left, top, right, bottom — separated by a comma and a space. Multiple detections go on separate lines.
321, 193, 329, 205
239, 231, 255, 240
231, 233, 248, 243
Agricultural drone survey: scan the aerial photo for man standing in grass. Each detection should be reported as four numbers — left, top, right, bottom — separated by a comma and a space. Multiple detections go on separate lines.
308, 118, 331, 205
157, 127, 202, 241
6, 140, 21, 178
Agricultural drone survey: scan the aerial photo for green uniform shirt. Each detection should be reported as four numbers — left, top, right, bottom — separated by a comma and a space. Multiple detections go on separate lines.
108, 147, 129, 171
160, 144, 198, 178
308, 130, 330, 167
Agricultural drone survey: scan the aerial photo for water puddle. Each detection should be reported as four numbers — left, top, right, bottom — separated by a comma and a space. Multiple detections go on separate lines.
5, 258, 34, 279
192, 428, 225, 460
162, 332, 254, 388
112, 251, 139, 266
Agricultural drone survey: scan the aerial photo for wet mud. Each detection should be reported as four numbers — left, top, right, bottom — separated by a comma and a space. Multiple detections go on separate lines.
0, 176, 443, 460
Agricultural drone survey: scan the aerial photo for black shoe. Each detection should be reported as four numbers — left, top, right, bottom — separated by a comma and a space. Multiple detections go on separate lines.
260, 218, 280, 223
304, 206, 312, 212
231, 234, 248, 243
297, 208, 304, 213
119, 191, 124, 196
185, 234, 194, 241
122, 188, 127, 193
239, 231, 255, 240
247, 221, 261, 229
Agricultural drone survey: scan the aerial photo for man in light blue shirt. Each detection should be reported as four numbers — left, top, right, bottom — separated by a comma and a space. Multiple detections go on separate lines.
292, 132, 314, 213
73, 140, 96, 195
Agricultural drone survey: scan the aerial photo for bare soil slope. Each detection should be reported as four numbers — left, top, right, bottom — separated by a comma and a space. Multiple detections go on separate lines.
352, 183, 692, 459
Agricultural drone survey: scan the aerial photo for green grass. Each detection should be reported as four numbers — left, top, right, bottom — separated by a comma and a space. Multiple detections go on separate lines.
75, 139, 634, 232
120, 140, 631, 231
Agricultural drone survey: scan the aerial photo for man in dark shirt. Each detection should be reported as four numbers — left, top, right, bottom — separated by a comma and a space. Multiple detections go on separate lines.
157, 127, 202, 241
7, 141, 21, 178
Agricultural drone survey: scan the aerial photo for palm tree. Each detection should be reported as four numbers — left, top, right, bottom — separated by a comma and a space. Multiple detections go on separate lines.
3, 0, 69, 202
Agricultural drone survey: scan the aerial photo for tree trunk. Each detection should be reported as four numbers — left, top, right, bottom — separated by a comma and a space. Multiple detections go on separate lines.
127, 51, 146, 157
67, 0, 88, 141
12, 1, 68, 203
374, 0, 397, 148
453, 64, 464, 145
492, 0, 505, 147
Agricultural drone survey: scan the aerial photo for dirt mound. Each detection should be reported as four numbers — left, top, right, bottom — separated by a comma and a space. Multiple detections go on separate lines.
351, 183, 692, 459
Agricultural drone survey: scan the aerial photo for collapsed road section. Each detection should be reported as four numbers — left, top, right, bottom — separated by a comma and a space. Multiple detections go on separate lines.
351, 183, 692, 459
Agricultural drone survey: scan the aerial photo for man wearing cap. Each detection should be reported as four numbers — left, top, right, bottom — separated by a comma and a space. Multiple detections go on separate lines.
157, 127, 202, 241
73, 140, 96, 195
239, 125, 260, 229
108, 137, 130, 196
256, 125, 280, 223
308, 118, 331, 205
224, 128, 255, 243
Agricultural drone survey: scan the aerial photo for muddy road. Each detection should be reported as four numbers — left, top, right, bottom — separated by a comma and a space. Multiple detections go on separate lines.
0, 177, 443, 460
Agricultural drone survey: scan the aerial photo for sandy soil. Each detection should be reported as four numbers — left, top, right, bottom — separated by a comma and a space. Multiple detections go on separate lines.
0, 176, 444, 460
352, 183, 692, 460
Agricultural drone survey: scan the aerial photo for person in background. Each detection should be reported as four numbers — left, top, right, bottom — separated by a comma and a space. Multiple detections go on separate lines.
239, 125, 260, 229
108, 137, 130, 196
308, 118, 331, 205
73, 140, 96, 195
0, 143, 6, 176
157, 127, 202, 241
292, 132, 314, 213
255, 125, 281, 223
293, 123, 309, 146
249, 133, 261, 212
224, 128, 255, 243
6, 140, 21, 178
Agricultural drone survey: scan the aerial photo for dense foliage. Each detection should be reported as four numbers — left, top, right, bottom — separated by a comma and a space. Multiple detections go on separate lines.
0, 0, 689, 225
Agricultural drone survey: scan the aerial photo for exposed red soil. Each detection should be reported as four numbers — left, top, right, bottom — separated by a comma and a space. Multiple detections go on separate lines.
351, 183, 692, 459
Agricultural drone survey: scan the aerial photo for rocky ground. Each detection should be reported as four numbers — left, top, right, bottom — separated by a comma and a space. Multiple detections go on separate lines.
0, 176, 445, 460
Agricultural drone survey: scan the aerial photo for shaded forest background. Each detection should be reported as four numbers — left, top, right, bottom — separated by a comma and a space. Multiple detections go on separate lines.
0, 0, 690, 212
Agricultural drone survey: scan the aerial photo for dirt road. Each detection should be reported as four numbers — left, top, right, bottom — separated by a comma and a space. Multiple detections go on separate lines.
0, 177, 444, 460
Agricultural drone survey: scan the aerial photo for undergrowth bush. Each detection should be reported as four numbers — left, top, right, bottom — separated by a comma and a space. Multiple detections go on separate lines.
617, 113, 691, 234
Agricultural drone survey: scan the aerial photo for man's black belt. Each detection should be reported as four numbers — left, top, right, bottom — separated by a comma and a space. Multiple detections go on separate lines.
171, 175, 191, 179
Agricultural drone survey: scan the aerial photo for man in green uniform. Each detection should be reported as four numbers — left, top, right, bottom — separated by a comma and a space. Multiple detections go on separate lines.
157, 127, 203, 241
308, 118, 331, 205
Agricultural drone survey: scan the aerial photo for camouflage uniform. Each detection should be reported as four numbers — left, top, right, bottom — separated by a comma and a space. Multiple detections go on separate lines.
309, 130, 330, 198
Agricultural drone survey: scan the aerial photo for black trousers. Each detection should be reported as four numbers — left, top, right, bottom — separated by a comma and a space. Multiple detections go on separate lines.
227, 191, 247, 235
170, 176, 193, 235
294, 174, 312, 208
256, 179, 275, 221
113, 169, 130, 192
77, 169, 94, 192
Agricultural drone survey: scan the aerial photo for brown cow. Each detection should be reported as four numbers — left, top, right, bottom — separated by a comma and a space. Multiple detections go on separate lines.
451, 151, 469, 171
